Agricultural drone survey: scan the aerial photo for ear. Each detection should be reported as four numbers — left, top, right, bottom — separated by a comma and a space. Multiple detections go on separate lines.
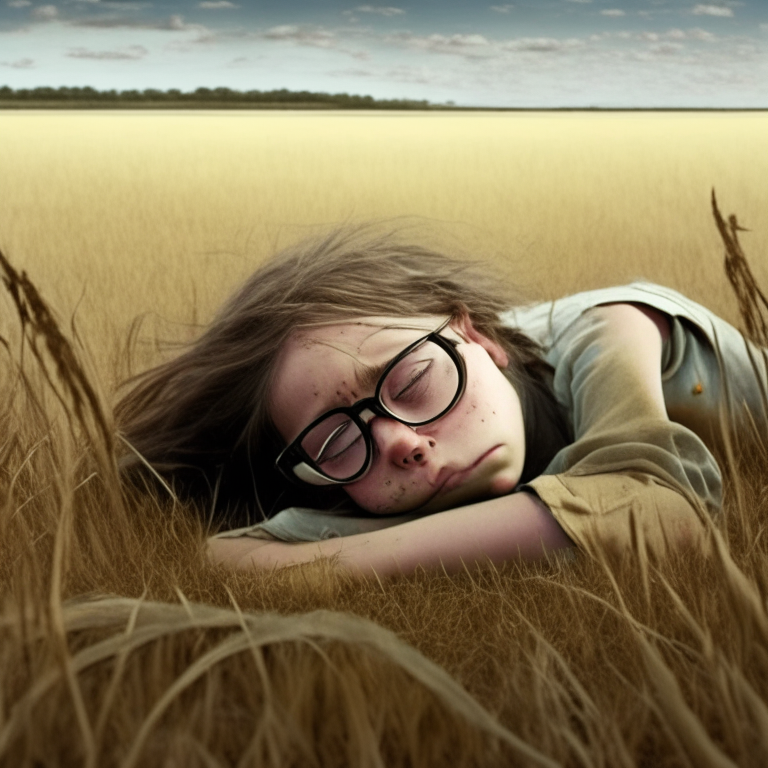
450, 314, 509, 369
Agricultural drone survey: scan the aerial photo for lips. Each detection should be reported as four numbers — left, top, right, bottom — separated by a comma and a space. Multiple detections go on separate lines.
415, 445, 503, 509
440, 444, 501, 493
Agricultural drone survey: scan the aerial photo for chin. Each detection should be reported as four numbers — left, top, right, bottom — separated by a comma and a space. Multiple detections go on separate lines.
489, 473, 519, 495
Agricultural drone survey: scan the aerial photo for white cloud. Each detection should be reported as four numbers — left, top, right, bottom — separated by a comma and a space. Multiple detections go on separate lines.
67, 44, 148, 60
328, 66, 375, 79
74, 1, 151, 8
564, 0, 592, 3
504, 36, 583, 52
490, 4, 515, 12
692, 5, 733, 16
636, 27, 716, 42
198, 1, 239, 8
1, 57, 35, 68
385, 64, 442, 86
32, 4, 58, 19
7, 1, 32, 7
264, 24, 337, 49
601, 9, 626, 17
347, 5, 405, 16
73, 0, 149, 6
649, 42, 684, 55
416, 33, 489, 52
688, 27, 716, 40
71, 13, 209, 35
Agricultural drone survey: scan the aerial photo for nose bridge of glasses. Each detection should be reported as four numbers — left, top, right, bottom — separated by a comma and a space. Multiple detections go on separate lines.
359, 407, 377, 424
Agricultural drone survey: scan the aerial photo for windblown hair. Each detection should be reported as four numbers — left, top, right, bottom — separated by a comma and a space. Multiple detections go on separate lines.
116, 227, 569, 528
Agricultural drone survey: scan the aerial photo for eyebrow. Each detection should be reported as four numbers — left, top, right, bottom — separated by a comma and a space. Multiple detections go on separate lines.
352, 321, 448, 395
354, 359, 391, 393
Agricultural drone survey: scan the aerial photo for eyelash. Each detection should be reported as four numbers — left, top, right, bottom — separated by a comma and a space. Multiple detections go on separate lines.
393, 360, 432, 401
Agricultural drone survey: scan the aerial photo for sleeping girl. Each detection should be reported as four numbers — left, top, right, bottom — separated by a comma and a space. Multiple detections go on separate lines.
115, 227, 767, 578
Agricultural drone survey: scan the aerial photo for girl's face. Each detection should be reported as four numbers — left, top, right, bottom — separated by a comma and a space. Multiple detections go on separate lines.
269, 315, 526, 515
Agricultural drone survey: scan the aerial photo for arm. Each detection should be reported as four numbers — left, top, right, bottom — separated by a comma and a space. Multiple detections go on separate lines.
525, 302, 721, 556
208, 491, 574, 578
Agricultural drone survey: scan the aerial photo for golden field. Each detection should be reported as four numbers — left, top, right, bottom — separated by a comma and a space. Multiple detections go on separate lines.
0, 110, 767, 767
1, 110, 767, 380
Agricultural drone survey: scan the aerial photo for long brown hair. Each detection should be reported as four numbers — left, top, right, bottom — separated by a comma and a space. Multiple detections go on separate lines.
115, 226, 568, 527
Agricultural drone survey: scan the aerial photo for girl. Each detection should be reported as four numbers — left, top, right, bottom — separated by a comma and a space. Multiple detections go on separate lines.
116, 227, 766, 578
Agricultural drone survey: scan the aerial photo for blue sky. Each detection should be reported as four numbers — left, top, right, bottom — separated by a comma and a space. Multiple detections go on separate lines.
1, 1, 766, 106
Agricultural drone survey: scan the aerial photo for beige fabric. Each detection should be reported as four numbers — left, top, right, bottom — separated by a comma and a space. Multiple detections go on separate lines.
527, 472, 709, 559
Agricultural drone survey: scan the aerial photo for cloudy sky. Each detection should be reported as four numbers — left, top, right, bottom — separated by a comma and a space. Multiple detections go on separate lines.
1, 1, 766, 107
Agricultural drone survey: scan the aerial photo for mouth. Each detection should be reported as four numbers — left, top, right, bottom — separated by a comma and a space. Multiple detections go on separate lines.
413, 445, 503, 511
440, 444, 502, 494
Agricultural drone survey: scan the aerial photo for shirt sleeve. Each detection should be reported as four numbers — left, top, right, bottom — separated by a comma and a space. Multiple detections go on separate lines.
523, 307, 722, 557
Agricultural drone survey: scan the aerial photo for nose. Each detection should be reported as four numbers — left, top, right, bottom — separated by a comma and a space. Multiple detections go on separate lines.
370, 417, 436, 468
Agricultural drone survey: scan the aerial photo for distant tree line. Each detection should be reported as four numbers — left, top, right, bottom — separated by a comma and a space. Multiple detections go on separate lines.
0, 86, 438, 109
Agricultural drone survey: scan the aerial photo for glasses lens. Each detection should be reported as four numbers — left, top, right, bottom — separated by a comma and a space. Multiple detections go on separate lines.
380, 339, 460, 424
300, 412, 367, 480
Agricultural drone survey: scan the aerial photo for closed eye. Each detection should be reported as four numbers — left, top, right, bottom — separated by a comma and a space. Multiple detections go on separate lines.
393, 359, 433, 401
319, 431, 364, 465
316, 421, 351, 462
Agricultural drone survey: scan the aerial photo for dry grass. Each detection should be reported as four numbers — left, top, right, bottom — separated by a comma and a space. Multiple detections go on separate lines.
1, 111, 767, 384
0, 111, 767, 766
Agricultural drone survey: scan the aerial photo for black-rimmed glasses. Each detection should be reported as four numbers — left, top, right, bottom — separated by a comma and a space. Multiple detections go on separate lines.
275, 319, 467, 486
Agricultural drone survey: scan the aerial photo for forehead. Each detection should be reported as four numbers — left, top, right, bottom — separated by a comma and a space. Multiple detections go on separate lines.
270, 315, 442, 440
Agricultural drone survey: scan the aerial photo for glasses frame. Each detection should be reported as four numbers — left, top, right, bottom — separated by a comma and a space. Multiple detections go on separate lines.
275, 319, 466, 486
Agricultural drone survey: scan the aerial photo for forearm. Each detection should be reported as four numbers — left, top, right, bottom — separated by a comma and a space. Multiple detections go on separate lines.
209, 492, 575, 578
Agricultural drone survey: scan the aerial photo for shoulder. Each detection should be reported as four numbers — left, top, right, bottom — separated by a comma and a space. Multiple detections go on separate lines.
585, 302, 671, 344
503, 283, 682, 350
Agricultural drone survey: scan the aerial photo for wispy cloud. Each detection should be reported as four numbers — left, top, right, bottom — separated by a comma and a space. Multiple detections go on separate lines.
7, 1, 32, 7
388, 32, 492, 57
489, 4, 515, 12
32, 4, 58, 20
329, 67, 375, 78
687, 27, 716, 40
604, 26, 717, 43
71, 0, 150, 7
692, 4, 734, 17
503, 36, 584, 52
198, 1, 239, 8
601, 9, 626, 17
67, 44, 148, 60
264, 24, 335, 48
1, 57, 35, 68
564, 0, 592, 4
258, 23, 370, 59
648, 42, 684, 55
345, 5, 405, 17
71, 13, 209, 34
